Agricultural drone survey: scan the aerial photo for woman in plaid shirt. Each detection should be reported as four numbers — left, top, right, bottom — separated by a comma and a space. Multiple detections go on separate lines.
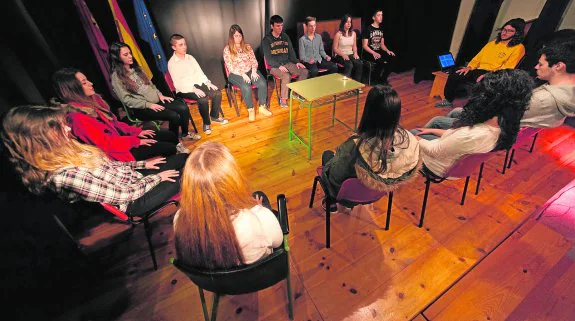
1, 106, 185, 216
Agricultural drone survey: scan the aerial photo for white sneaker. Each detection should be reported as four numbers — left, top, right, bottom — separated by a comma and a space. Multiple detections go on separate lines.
176, 143, 190, 154
258, 105, 272, 116
248, 108, 255, 122
181, 132, 201, 140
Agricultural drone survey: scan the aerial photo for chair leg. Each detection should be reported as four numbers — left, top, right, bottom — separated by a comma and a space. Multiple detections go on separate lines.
309, 176, 320, 208
286, 263, 294, 320
224, 86, 234, 113
385, 191, 393, 230
326, 198, 331, 248
143, 219, 158, 271
52, 214, 82, 250
274, 78, 281, 105
230, 86, 241, 117
475, 162, 484, 195
189, 114, 198, 134
507, 148, 516, 169
502, 149, 510, 174
529, 133, 539, 153
210, 293, 220, 321
419, 179, 431, 228
198, 288, 210, 321
461, 176, 470, 205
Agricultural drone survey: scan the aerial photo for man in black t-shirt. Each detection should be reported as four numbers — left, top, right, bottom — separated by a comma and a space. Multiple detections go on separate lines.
362, 9, 397, 84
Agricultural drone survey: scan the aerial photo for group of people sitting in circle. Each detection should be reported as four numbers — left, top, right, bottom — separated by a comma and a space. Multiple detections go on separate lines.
1, 9, 574, 270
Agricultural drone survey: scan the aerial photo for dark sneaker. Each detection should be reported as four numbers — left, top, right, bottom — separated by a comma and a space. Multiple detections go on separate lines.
210, 117, 229, 125
435, 100, 453, 108
203, 124, 212, 135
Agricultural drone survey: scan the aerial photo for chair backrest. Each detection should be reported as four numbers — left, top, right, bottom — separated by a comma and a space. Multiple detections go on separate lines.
171, 248, 289, 295
336, 178, 387, 204
164, 71, 176, 93
444, 152, 492, 178
263, 56, 272, 71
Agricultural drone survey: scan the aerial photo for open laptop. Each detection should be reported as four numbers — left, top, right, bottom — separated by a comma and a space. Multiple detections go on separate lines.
437, 53, 457, 74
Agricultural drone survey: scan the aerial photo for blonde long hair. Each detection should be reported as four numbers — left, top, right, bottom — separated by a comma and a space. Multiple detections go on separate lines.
227, 24, 251, 60
175, 142, 255, 269
1, 106, 105, 195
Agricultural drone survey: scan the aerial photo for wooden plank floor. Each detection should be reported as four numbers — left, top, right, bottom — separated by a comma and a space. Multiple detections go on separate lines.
57, 71, 575, 321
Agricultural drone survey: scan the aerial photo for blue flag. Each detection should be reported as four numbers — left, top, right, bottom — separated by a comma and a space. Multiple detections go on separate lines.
133, 0, 168, 73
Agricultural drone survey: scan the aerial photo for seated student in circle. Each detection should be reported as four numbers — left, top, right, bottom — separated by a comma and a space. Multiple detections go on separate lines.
262, 15, 309, 108
223, 24, 271, 122
298, 16, 338, 78
414, 40, 575, 137
168, 34, 228, 135
333, 14, 363, 82
362, 9, 397, 85
1, 105, 185, 217
53, 68, 186, 162
435, 18, 526, 108
414, 69, 534, 178
321, 85, 420, 211
109, 41, 201, 141
174, 141, 283, 268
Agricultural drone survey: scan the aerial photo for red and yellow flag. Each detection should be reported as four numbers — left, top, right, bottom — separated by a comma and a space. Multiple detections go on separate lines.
107, 0, 152, 78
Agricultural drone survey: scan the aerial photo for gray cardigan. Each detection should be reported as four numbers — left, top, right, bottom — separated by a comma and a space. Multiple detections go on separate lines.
111, 70, 162, 109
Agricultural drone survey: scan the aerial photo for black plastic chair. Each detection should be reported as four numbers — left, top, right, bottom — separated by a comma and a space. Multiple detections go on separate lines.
170, 194, 293, 321
309, 167, 392, 248
54, 197, 179, 271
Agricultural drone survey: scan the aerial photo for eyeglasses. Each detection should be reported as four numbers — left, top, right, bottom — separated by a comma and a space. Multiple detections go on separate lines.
501, 28, 516, 34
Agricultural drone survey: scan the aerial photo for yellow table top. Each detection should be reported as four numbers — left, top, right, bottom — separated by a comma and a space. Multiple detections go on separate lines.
286, 73, 364, 101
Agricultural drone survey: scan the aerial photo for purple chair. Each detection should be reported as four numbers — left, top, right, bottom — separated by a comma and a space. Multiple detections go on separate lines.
502, 127, 542, 174
419, 152, 493, 228
309, 167, 392, 248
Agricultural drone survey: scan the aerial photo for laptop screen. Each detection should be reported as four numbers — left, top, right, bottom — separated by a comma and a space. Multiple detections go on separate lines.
438, 53, 455, 69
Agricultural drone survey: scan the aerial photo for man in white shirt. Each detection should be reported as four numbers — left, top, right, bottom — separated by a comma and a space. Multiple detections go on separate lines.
168, 34, 228, 135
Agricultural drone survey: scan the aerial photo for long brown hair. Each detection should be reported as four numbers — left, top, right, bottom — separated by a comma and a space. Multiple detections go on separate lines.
227, 24, 251, 60
175, 142, 255, 269
52, 67, 113, 119
1, 106, 105, 195
109, 41, 151, 92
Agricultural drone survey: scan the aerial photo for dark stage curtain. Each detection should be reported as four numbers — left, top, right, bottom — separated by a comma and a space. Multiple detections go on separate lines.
456, 0, 504, 66
149, 0, 266, 89
267, 0, 461, 83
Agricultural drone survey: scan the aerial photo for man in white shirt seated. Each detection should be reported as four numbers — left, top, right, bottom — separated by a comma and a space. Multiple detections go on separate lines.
416, 39, 575, 140
168, 34, 228, 135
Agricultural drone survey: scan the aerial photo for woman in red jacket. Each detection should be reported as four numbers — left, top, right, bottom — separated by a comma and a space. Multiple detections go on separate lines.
53, 68, 186, 161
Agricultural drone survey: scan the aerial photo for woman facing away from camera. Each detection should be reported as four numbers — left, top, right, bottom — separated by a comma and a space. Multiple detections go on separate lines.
174, 142, 283, 268
1, 106, 185, 216
321, 85, 421, 211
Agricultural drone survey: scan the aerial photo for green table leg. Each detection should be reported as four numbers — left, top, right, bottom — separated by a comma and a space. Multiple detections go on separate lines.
331, 95, 336, 127
289, 91, 293, 141
354, 89, 360, 131
307, 101, 312, 159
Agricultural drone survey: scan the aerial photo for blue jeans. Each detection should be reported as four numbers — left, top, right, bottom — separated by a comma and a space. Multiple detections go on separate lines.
411, 108, 463, 140
228, 70, 267, 109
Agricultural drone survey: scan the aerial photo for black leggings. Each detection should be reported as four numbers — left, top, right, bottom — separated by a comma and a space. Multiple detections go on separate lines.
130, 130, 178, 161
132, 99, 195, 136
127, 153, 188, 217
444, 69, 488, 102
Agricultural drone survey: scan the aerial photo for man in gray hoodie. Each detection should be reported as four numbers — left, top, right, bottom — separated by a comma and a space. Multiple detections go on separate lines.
416, 39, 575, 138
520, 40, 575, 128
